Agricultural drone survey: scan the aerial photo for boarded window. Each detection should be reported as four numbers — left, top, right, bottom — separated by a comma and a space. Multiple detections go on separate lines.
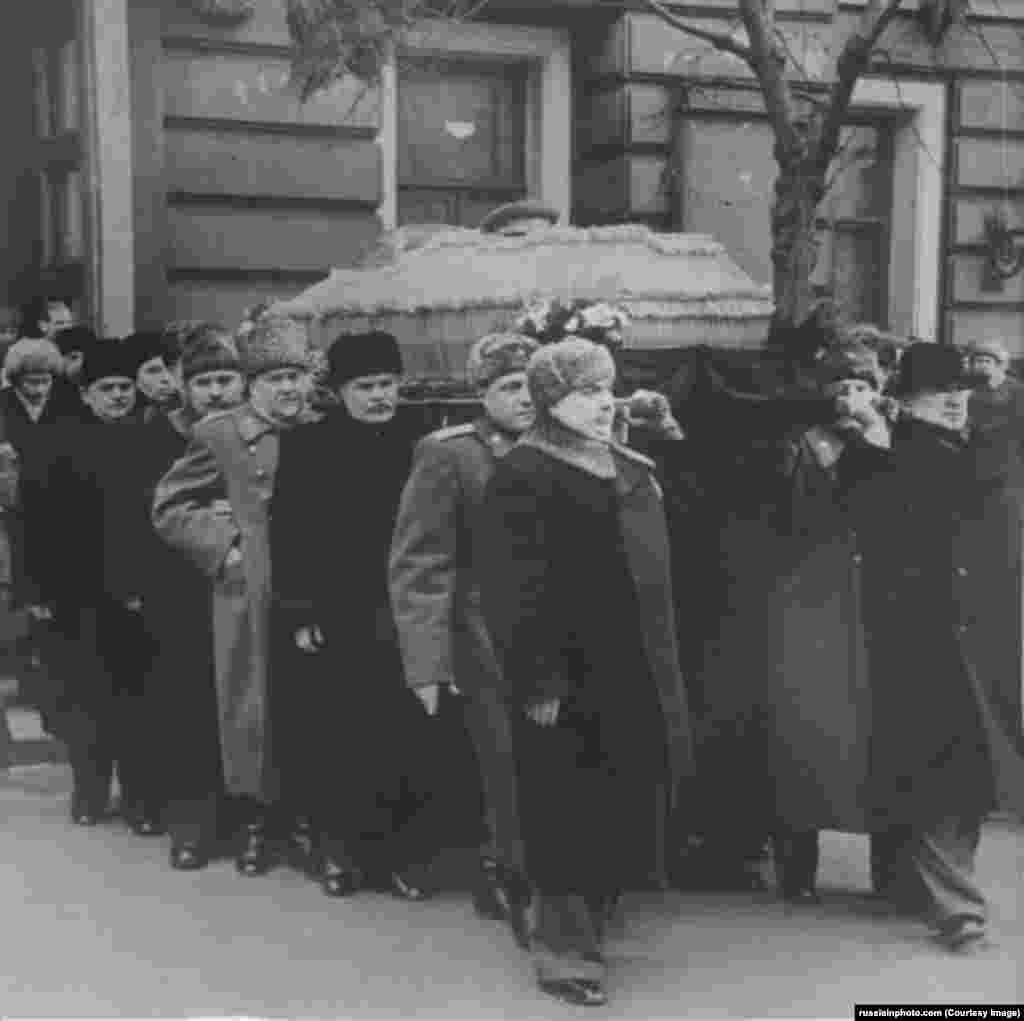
398, 58, 528, 228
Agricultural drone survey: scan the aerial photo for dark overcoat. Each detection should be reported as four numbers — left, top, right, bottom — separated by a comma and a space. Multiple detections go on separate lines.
479, 440, 693, 893
842, 418, 1024, 828
765, 425, 872, 832
271, 408, 478, 839
138, 409, 223, 803
17, 415, 158, 743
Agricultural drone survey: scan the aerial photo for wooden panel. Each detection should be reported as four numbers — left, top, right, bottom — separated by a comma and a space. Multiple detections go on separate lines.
954, 197, 1024, 245
164, 51, 379, 131
960, 81, 1024, 133
165, 129, 382, 203
167, 281, 306, 330
575, 157, 629, 219
161, 0, 292, 47
950, 307, 1024, 354
678, 118, 776, 286
952, 254, 1024, 304
583, 14, 627, 75
957, 139, 1024, 190
630, 84, 671, 147
629, 154, 670, 215
168, 207, 381, 273
577, 87, 626, 152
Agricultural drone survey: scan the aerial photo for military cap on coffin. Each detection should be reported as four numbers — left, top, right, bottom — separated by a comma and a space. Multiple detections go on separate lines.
235, 317, 310, 379
80, 340, 139, 387
892, 343, 986, 396
326, 330, 403, 386
479, 199, 560, 236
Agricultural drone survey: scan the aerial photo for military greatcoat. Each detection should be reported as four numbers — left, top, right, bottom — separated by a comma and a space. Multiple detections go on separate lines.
152, 403, 318, 801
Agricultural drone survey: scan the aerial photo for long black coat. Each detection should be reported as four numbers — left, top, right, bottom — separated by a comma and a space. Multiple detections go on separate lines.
270, 408, 479, 839
479, 441, 693, 894
138, 410, 223, 803
18, 415, 158, 741
842, 418, 1024, 827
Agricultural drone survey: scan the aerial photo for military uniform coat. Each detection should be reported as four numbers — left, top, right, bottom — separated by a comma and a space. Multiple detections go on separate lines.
152, 403, 317, 801
390, 418, 515, 695
389, 417, 524, 866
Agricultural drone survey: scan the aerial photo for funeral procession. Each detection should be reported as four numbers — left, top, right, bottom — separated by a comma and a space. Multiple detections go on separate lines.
0, 0, 1021, 1016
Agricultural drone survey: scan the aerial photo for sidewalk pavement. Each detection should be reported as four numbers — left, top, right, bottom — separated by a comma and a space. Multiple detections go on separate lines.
1, 761, 1020, 1019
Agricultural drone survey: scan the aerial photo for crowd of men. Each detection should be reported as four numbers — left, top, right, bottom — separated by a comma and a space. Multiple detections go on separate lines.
0, 294, 1022, 1008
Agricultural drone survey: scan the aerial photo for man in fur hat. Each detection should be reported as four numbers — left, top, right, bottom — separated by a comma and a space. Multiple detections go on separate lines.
841, 343, 1024, 953
272, 329, 455, 901
20, 340, 167, 829
126, 331, 182, 423
389, 332, 537, 937
153, 316, 317, 876
139, 326, 244, 870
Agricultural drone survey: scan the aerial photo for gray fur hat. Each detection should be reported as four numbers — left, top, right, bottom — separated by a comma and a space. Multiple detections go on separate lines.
180, 327, 241, 382
526, 338, 616, 415
3, 337, 63, 380
465, 332, 539, 390
235, 317, 309, 379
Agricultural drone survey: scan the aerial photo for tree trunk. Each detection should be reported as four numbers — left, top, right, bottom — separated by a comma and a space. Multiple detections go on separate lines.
770, 160, 826, 329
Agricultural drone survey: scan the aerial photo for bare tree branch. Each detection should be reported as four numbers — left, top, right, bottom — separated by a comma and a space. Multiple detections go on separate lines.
817, 0, 906, 169
737, 0, 800, 156
643, 0, 755, 64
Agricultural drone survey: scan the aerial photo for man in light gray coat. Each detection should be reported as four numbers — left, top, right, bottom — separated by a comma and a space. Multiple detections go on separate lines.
152, 317, 317, 877
390, 332, 538, 942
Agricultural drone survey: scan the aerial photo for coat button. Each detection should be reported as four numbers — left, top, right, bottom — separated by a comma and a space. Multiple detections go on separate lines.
955, 567, 968, 577
851, 553, 863, 565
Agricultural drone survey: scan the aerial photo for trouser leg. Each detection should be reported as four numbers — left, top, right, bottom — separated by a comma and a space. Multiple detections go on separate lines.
68, 733, 114, 815
168, 792, 221, 848
907, 816, 987, 933
531, 893, 606, 985
462, 687, 525, 873
773, 827, 820, 895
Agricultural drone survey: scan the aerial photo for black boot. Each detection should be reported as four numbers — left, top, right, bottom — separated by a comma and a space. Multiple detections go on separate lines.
235, 820, 276, 877
774, 829, 821, 903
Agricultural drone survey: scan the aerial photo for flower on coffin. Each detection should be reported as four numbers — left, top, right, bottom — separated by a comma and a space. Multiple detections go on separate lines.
513, 298, 629, 350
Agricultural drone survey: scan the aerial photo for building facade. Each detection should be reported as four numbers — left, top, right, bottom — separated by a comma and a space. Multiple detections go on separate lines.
1, 0, 1022, 351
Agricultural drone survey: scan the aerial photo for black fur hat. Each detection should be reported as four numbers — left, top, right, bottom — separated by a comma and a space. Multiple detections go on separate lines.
326, 330, 403, 386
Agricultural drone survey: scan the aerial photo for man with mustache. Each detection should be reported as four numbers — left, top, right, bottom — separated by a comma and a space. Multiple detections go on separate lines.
138, 326, 245, 869
841, 343, 1024, 953
20, 341, 166, 828
153, 317, 317, 876
271, 330, 448, 901
389, 332, 539, 939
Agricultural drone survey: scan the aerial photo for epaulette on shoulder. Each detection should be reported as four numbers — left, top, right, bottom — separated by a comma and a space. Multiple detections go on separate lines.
612, 443, 656, 471
430, 423, 477, 442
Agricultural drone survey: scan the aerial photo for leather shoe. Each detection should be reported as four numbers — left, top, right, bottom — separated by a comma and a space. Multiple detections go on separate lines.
781, 885, 822, 905
539, 979, 608, 1007
384, 869, 433, 901
321, 858, 363, 898
235, 825, 275, 877
71, 808, 100, 826
130, 816, 167, 837
170, 842, 209, 871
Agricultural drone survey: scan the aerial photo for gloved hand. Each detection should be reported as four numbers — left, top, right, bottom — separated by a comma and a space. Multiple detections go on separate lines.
294, 624, 325, 654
